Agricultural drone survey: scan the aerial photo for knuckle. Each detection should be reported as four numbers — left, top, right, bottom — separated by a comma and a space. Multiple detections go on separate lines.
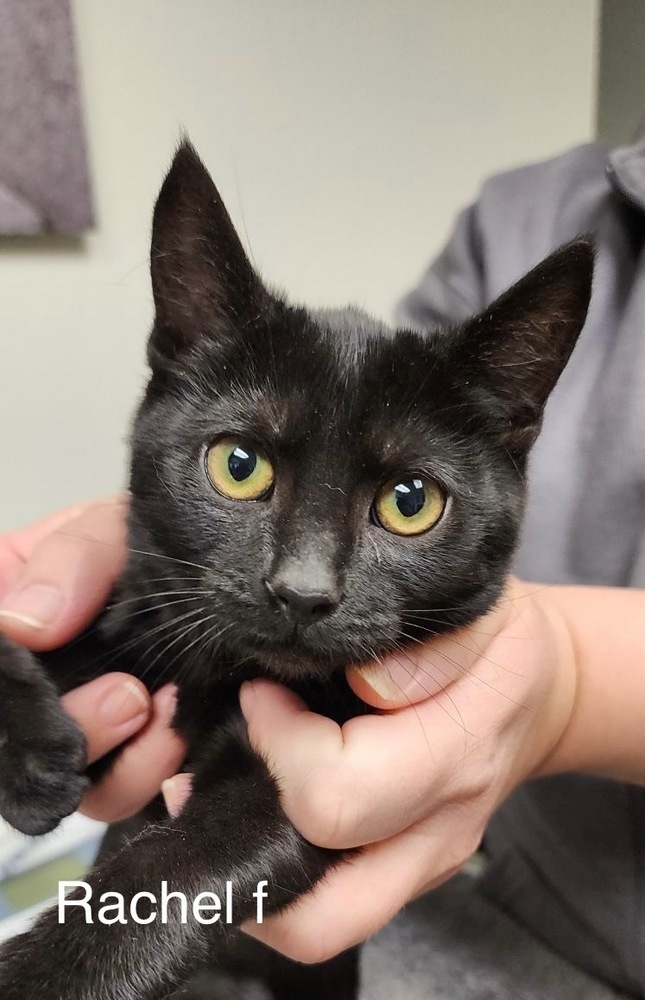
292, 938, 333, 965
456, 826, 485, 864
441, 813, 487, 870
451, 751, 497, 807
462, 769, 493, 805
292, 776, 352, 848
80, 797, 138, 824
78, 799, 114, 823
281, 926, 340, 965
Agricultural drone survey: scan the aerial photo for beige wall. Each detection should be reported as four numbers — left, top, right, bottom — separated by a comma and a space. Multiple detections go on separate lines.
0, 0, 599, 530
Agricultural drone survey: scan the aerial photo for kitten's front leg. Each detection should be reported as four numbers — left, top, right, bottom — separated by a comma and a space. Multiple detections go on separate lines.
0, 634, 88, 835
0, 714, 347, 1000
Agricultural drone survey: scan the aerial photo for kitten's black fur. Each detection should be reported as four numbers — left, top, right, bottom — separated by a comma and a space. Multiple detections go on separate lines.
0, 142, 593, 1000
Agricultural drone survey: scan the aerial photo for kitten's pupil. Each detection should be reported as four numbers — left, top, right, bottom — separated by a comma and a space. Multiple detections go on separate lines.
395, 478, 425, 518
229, 446, 256, 482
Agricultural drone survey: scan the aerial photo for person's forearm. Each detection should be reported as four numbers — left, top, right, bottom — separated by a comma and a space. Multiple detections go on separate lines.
536, 585, 645, 784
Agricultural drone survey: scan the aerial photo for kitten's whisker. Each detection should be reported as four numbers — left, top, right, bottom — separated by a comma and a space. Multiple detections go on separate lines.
110, 587, 210, 603
371, 649, 434, 761
396, 632, 454, 681
401, 607, 470, 614
232, 160, 258, 270
400, 616, 521, 641
99, 606, 209, 673
171, 622, 232, 685
392, 640, 471, 738
54, 529, 211, 574
446, 635, 526, 678
397, 631, 484, 712
107, 589, 211, 612
138, 613, 214, 682
159, 616, 224, 679
113, 575, 204, 587
51, 604, 208, 680
423, 643, 527, 708
106, 595, 211, 628
178, 621, 230, 687
132, 610, 211, 678
124, 546, 210, 574
188, 624, 226, 684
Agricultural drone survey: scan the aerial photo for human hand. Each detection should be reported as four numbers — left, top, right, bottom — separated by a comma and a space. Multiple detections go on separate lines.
231, 580, 576, 962
0, 498, 186, 822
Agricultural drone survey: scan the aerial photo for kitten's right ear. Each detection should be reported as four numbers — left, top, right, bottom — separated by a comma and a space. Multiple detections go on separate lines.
148, 140, 267, 370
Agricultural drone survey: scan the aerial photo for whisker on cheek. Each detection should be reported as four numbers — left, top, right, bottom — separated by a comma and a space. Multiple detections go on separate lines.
392, 638, 471, 740
55, 528, 212, 575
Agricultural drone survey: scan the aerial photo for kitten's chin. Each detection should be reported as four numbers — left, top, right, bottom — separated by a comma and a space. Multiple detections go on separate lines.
250, 646, 348, 682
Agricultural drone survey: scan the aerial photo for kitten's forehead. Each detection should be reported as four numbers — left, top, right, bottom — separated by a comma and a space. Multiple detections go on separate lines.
197, 304, 466, 483
213, 305, 428, 431
310, 305, 396, 361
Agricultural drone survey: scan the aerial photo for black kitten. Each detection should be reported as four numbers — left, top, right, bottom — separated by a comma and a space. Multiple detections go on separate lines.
0, 142, 593, 1000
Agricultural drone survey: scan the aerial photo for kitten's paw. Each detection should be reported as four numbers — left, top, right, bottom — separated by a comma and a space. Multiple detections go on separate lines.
0, 715, 89, 836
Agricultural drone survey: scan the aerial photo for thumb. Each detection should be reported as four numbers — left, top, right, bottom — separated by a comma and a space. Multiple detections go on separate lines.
347, 589, 517, 710
347, 632, 483, 710
0, 498, 127, 651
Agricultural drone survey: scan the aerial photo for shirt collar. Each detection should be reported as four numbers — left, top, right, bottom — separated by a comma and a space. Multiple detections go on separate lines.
607, 123, 645, 210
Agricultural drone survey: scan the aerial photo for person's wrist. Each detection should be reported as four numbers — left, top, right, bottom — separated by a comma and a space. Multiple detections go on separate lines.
525, 587, 579, 780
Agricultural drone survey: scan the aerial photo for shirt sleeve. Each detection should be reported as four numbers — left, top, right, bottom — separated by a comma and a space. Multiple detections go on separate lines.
394, 201, 488, 332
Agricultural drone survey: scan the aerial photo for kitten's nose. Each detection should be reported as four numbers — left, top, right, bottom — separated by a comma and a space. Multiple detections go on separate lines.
264, 573, 341, 624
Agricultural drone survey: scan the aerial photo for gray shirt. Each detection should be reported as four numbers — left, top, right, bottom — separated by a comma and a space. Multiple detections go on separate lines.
396, 136, 645, 996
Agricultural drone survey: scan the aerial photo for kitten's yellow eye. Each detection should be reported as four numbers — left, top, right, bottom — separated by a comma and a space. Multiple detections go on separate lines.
373, 475, 445, 536
206, 438, 274, 501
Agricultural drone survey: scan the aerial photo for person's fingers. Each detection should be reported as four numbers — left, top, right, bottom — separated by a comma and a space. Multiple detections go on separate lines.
242, 806, 480, 964
61, 673, 152, 763
0, 497, 128, 651
241, 667, 523, 851
79, 684, 186, 823
162, 773, 193, 818
0, 499, 102, 593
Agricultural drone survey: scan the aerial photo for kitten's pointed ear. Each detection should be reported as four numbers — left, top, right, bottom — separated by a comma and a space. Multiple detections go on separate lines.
149, 140, 266, 368
454, 239, 594, 453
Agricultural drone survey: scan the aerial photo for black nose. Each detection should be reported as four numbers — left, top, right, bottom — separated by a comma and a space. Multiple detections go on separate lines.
265, 578, 339, 623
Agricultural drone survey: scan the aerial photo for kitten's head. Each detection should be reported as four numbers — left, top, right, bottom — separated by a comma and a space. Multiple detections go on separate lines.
125, 141, 592, 681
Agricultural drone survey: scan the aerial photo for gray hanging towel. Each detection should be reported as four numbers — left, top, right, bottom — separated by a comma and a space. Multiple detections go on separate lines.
0, 0, 93, 234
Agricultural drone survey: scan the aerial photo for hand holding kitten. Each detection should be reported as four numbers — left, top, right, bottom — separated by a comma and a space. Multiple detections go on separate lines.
240, 579, 645, 963
238, 579, 577, 962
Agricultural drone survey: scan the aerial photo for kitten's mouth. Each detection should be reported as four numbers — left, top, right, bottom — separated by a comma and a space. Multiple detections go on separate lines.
239, 621, 405, 682
223, 609, 398, 681
242, 630, 358, 681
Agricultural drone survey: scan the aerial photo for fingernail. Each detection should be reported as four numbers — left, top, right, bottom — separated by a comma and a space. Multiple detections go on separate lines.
355, 662, 405, 700
162, 773, 193, 818
355, 659, 440, 702
0, 583, 65, 629
100, 679, 149, 725
239, 680, 258, 715
158, 684, 178, 723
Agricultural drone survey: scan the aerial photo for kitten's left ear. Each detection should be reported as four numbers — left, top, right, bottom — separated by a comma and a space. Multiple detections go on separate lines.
149, 139, 268, 369
453, 238, 594, 453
